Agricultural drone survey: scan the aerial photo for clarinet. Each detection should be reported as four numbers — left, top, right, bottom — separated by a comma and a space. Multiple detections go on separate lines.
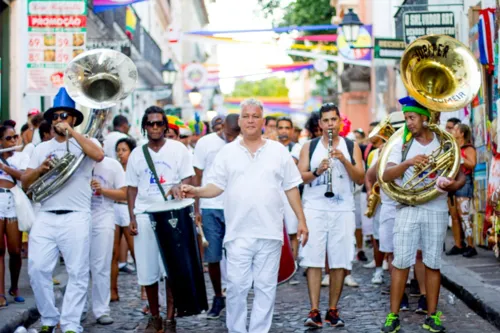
324, 129, 335, 198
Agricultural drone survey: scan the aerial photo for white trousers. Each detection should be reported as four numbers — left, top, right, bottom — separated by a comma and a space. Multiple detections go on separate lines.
87, 213, 115, 318
225, 238, 282, 333
28, 211, 91, 333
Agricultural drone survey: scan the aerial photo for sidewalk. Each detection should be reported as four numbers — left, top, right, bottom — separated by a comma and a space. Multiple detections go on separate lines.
442, 230, 500, 330
0, 254, 67, 333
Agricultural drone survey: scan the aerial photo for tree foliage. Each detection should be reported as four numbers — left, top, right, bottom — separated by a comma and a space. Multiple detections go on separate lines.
229, 77, 289, 97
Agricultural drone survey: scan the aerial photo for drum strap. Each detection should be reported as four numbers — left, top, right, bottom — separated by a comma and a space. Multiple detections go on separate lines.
142, 144, 167, 200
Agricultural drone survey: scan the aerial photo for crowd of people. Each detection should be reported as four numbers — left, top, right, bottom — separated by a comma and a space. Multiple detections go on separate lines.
0, 87, 478, 333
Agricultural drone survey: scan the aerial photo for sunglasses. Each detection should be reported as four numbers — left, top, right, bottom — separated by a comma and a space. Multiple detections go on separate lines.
3, 134, 19, 141
146, 120, 166, 128
52, 112, 71, 121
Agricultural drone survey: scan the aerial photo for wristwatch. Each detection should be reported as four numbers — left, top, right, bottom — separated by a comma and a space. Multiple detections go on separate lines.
312, 169, 320, 177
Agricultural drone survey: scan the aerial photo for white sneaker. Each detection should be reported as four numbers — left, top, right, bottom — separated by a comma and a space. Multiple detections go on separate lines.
363, 260, 376, 268
344, 274, 359, 287
321, 275, 330, 286
383, 260, 389, 271
371, 271, 383, 284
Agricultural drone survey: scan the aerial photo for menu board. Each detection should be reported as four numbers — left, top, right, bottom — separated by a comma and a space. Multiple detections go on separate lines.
27, 0, 87, 94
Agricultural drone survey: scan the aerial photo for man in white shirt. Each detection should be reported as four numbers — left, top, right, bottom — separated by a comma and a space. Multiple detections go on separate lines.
85, 150, 127, 325
126, 106, 194, 333
298, 103, 365, 328
192, 114, 240, 319
380, 96, 466, 333
22, 87, 104, 333
103, 115, 129, 160
181, 98, 309, 333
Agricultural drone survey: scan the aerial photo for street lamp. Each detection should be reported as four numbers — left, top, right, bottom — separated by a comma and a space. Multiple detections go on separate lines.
161, 59, 177, 85
188, 87, 203, 107
339, 8, 363, 46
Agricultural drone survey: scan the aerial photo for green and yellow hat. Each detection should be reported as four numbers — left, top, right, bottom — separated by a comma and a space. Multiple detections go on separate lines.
399, 96, 430, 143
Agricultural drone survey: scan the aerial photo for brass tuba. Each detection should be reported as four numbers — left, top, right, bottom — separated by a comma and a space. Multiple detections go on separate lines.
377, 35, 481, 206
27, 49, 138, 202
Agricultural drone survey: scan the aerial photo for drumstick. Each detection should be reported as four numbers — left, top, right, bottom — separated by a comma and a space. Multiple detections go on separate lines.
197, 223, 209, 248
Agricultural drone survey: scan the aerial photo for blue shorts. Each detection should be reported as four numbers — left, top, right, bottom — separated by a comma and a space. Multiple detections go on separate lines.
202, 209, 225, 263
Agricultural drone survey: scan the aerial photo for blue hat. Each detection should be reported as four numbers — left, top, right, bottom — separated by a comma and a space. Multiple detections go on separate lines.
44, 87, 84, 126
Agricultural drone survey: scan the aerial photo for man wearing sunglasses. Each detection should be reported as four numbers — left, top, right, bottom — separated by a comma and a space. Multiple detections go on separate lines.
22, 87, 104, 333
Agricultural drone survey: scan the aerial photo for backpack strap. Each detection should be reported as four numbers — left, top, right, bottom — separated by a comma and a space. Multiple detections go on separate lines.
142, 144, 167, 200
287, 141, 296, 152
363, 143, 373, 161
344, 138, 356, 165
401, 137, 414, 162
308, 137, 321, 171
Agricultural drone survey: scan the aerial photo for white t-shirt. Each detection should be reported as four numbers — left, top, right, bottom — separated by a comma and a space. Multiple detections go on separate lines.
291, 142, 302, 161
126, 140, 195, 214
28, 137, 99, 213
91, 157, 126, 219
23, 143, 36, 160
0, 152, 30, 183
103, 131, 128, 160
193, 133, 227, 210
387, 133, 447, 211
302, 137, 355, 212
206, 139, 302, 245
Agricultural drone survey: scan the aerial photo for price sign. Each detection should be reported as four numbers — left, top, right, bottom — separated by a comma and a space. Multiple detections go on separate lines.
28, 35, 43, 48
56, 35, 70, 48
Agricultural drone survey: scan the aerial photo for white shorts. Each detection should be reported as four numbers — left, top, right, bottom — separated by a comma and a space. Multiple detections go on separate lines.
379, 217, 395, 253
354, 192, 362, 229
373, 206, 381, 240
114, 203, 129, 227
0, 191, 16, 219
284, 201, 298, 235
360, 194, 373, 235
135, 214, 165, 286
299, 209, 355, 270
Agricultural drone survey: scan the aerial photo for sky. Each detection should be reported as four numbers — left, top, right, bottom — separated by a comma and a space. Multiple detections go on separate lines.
204, 0, 294, 94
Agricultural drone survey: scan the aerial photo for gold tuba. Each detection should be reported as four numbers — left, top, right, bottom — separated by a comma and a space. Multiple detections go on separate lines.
27, 49, 138, 203
377, 35, 481, 206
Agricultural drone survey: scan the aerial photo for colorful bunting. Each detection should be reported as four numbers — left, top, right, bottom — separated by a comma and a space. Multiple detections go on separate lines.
93, 0, 147, 13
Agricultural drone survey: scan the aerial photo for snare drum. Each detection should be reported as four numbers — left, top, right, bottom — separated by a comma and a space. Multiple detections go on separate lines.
146, 199, 208, 317
278, 224, 297, 284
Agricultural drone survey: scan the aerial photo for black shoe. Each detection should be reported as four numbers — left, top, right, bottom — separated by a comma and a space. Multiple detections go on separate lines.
206, 296, 225, 319
357, 250, 368, 262
381, 286, 391, 295
304, 309, 322, 328
40, 326, 56, 333
400, 293, 409, 311
119, 265, 136, 274
325, 308, 345, 327
381, 313, 400, 333
463, 247, 478, 258
415, 295, 428, 314
423, 311, 446, 332
409, 279, 421, 297
445, 245, 464, 256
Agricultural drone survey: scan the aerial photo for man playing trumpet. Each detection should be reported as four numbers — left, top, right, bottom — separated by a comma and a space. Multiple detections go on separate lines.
380, 97, 466, 333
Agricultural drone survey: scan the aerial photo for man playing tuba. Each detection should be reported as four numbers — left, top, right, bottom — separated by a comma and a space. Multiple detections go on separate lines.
380, 97, 466, 333
22, 87, 105, 333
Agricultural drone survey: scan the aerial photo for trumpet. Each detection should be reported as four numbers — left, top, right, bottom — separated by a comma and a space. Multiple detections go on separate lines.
325, 129, 335, 198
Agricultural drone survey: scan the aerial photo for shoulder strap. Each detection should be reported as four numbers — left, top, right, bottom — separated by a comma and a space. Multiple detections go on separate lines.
344, 138, 356, 165
402, 137, 414, 162
308, 137, 321, 171
142, 144, 166, 200
363, 143, 372, 161
287, 141, 295, 152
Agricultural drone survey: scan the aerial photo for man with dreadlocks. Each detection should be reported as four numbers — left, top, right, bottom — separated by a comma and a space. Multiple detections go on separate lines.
380, 97, 466, 333
125, 106, 194, 332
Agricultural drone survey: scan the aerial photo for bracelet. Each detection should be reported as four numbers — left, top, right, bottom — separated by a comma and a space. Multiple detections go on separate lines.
312, 169, 320, 177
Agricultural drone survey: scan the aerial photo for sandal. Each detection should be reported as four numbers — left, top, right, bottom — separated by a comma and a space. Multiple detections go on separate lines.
8, 289, 25, 304
0, 295, 8, 309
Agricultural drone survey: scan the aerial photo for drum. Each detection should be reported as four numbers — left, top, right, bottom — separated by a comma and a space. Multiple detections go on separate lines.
277, 224, 296, 284
146, 199, 208, 317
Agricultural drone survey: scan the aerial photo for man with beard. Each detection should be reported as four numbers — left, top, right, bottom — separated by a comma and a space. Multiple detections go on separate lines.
22, 87, 104, 333
126, 106, 194, 332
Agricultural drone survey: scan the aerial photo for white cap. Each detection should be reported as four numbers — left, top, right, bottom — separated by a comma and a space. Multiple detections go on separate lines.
389, 111, 405, 129
179, 127, 192, 137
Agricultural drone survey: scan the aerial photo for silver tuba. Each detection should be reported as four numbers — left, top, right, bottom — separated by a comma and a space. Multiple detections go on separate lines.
27, 49, 138, 202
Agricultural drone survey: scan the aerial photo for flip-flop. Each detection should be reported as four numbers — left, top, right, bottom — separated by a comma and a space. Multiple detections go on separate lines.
8, 289, 25, 304
0, 295, 8, 309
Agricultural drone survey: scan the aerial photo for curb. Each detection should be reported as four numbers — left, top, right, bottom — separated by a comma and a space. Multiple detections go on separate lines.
0, 285, 66, 333
441, 265, 500, 330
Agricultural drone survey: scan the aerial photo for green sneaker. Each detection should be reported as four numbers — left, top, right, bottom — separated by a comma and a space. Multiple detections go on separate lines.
381, 312, 400, 333
423, 311, 446, 332
39, 326, 56, 333
65, 331, 76, 333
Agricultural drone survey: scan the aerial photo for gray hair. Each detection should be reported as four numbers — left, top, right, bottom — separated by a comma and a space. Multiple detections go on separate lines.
240, 98, 264, 111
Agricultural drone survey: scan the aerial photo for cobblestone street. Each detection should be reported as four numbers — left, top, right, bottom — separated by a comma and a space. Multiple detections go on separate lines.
30, 258, 500, 333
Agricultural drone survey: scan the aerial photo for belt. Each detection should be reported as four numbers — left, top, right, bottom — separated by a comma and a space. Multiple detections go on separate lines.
47, 210, 75, 215
0, 188, 10, 193
114, 201, 127, 205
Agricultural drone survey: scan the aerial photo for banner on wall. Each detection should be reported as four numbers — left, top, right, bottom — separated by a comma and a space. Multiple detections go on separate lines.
337, 25, 373, 61
27, 0, 87, 95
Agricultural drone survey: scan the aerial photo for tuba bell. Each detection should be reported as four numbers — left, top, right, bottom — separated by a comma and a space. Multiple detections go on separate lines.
377, 35, 481, 206
26, 49, 138, 202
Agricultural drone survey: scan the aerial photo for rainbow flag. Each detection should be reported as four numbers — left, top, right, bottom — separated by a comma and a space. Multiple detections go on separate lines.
94, 0, 147, 13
